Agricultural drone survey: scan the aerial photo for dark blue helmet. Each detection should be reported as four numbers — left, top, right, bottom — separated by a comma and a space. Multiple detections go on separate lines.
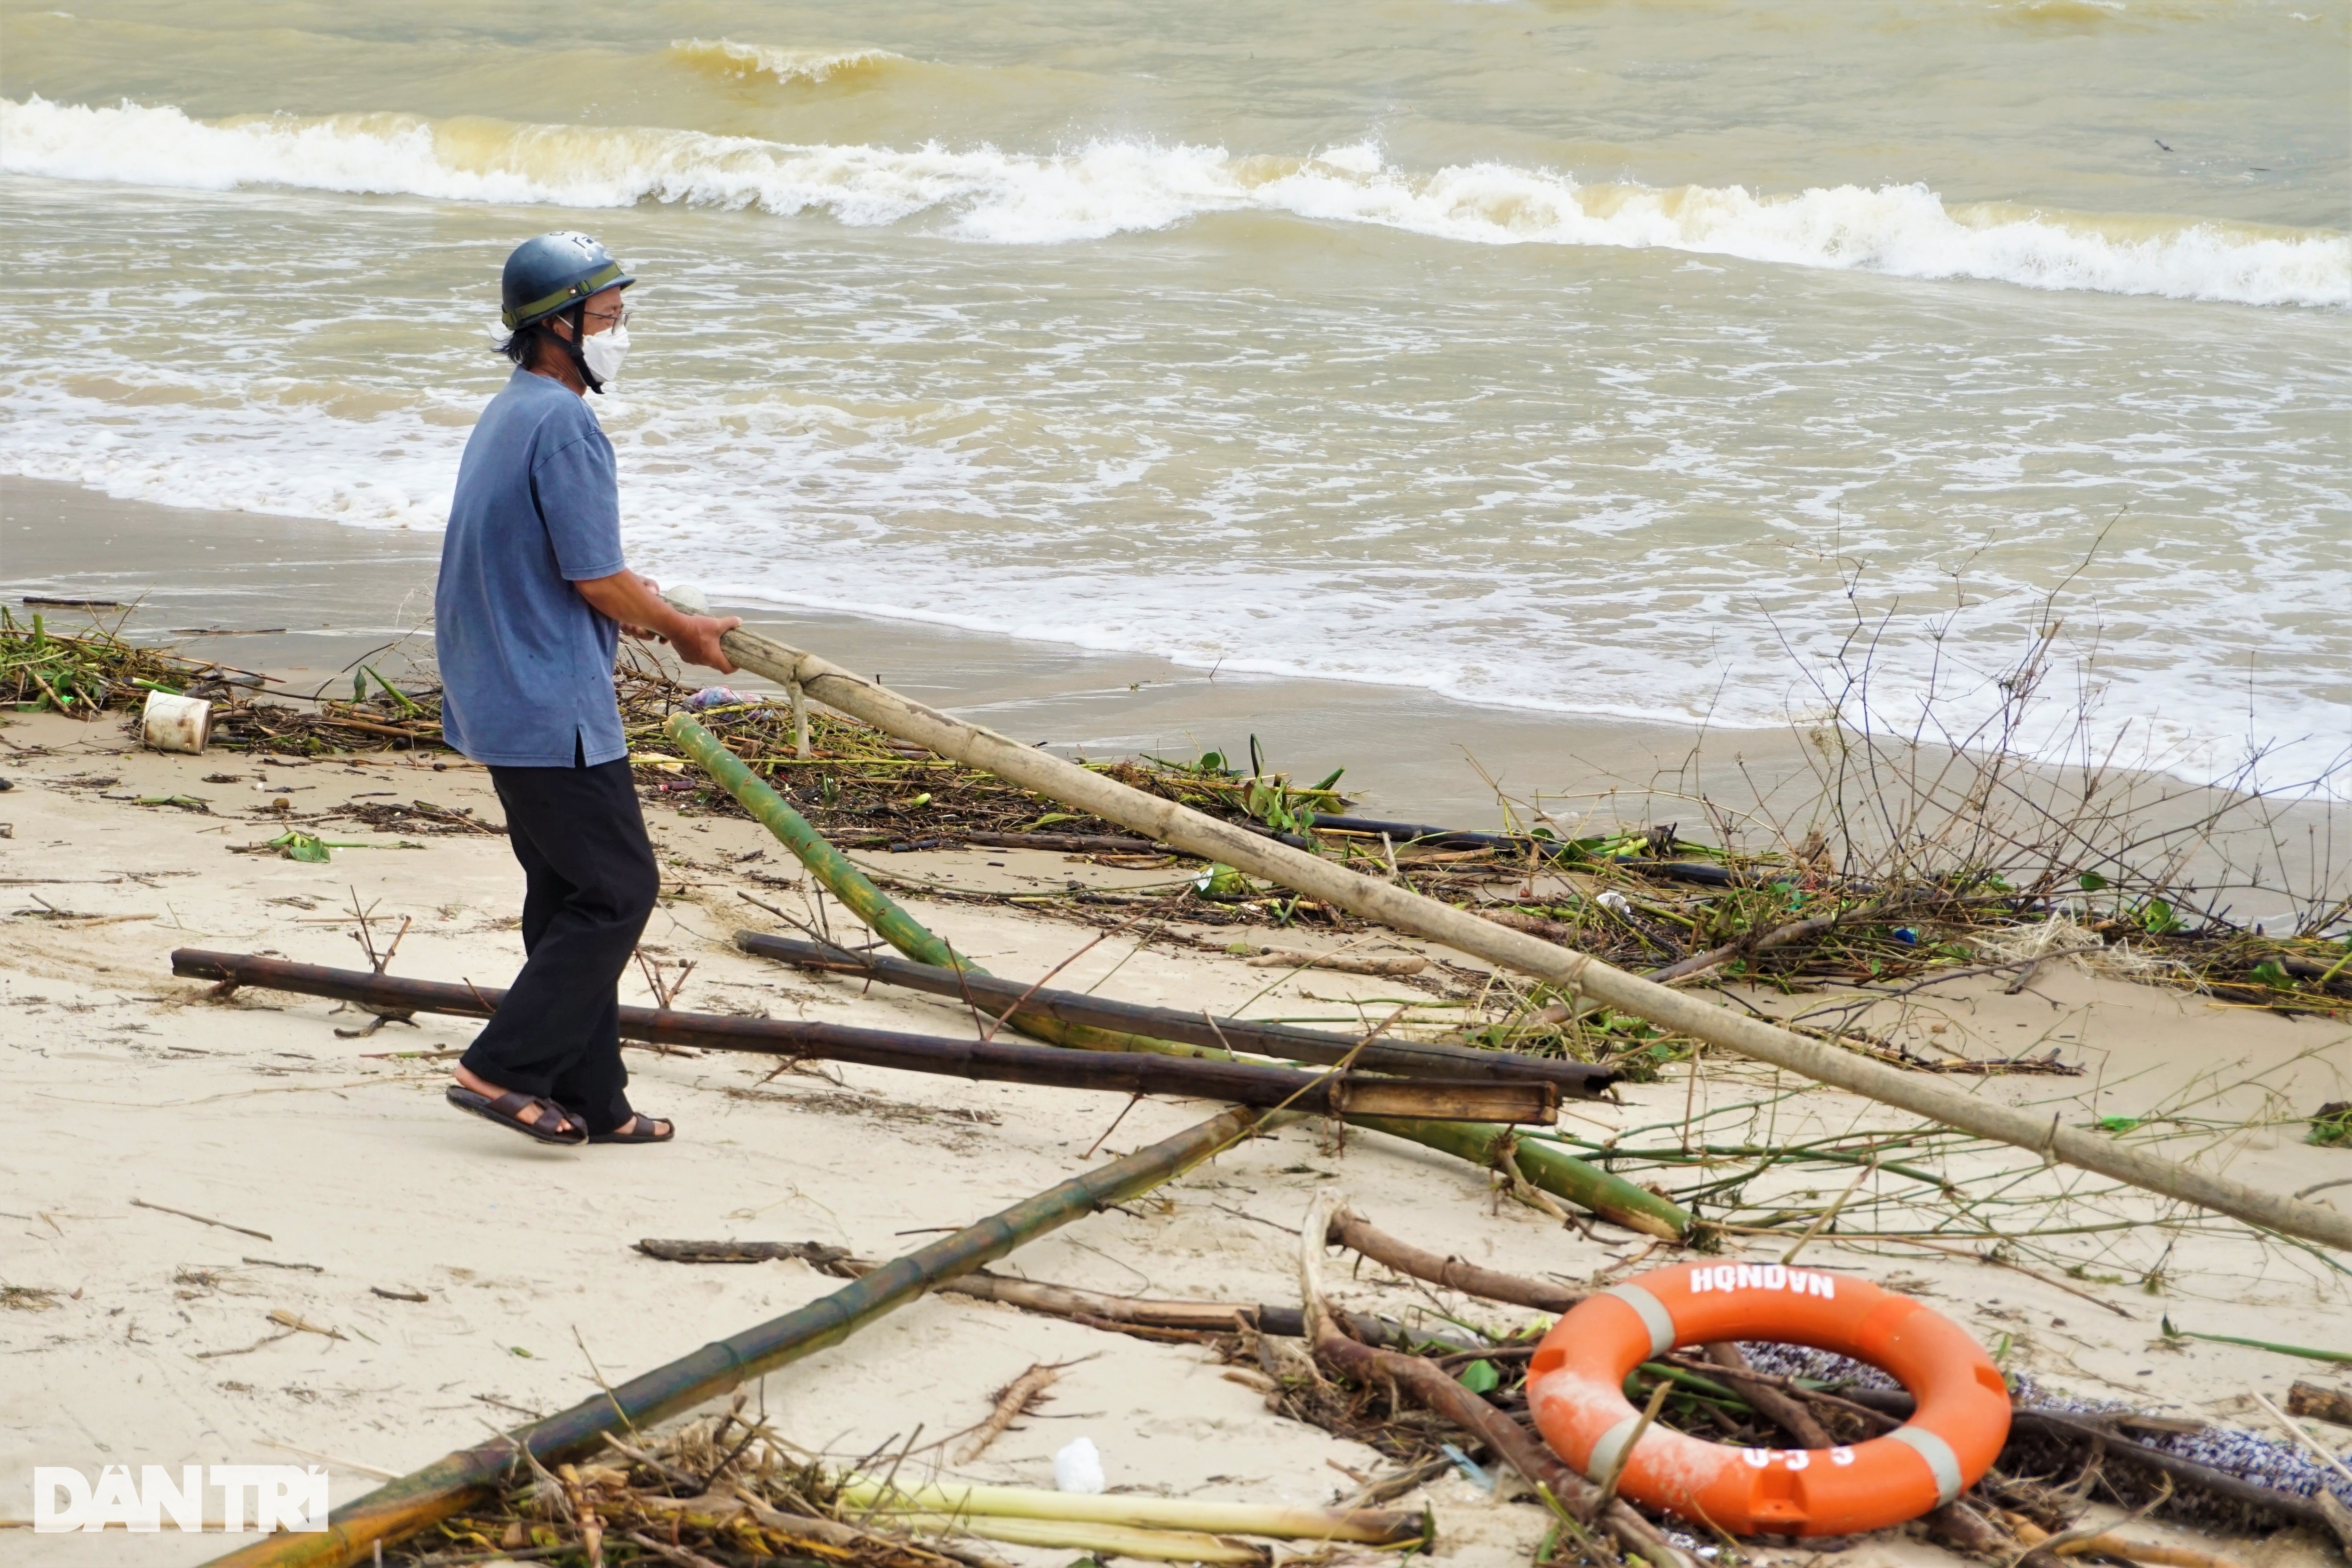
500, 231, 635, 331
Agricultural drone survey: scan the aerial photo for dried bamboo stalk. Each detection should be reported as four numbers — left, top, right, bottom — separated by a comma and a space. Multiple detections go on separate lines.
672, 603, 2352, 1250
1326, 1203, 1584, 1313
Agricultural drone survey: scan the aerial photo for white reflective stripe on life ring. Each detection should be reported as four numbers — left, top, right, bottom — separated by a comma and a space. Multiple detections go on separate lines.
1888, 1425, 1964, 1505
1602, 1282, 1676, 1357
1588, 1413, 1647, 1480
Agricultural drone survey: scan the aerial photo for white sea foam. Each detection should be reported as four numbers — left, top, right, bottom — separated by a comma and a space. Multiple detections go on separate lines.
3, 96, 2343, 307
7, 362, 2344, 801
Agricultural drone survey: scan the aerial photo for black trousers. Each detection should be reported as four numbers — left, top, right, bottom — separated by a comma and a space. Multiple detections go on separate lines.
460, 754, 659, 1134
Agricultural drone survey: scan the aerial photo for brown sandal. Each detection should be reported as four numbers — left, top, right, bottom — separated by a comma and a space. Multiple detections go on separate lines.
446, 1084, 588, 1146
589, 1113, 674, 1145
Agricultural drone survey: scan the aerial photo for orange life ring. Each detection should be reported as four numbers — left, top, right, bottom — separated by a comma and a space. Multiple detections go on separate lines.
1526, 1263, 2010, 1536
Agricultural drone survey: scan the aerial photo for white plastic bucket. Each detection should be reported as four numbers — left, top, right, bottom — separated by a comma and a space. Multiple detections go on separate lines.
142, 690, 213, 754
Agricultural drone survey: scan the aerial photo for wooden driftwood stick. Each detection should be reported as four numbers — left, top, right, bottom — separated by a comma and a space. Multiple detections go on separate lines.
669, 600, 2352, 1250
1295, 1191, 1693, 1568
954, 1362, 1064, 1463
1325, 1203, 1583, 1313
1244, 948, 1426, 976
2005, 1514, 2245, 1568
1697, 1342, 1832, 1449
2287, 1378, 2352, 1428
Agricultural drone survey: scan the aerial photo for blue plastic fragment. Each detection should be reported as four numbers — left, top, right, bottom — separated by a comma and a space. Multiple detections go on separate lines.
1438, 1442, 1495, 1491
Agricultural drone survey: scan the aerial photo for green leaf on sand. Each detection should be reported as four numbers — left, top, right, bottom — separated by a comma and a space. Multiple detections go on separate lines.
1456, 1359, 1501, 1394
263, 830, 420, 863
270, 830, 334, 863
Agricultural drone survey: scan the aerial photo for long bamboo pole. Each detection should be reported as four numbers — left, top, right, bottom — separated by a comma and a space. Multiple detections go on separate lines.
199, 1106, 1278, 1568
669, 600, 2352, 1252
665, 715, 1684, 1236
167, 952, 1554, 1124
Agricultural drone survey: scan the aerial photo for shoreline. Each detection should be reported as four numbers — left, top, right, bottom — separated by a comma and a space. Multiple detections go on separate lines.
6, 476, 2343, 916
1, 476, 1833, 825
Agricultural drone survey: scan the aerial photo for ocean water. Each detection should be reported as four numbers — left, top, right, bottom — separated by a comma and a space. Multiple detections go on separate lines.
2, 0, 2346, 791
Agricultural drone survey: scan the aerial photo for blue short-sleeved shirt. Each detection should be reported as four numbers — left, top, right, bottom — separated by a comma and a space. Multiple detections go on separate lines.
435, 368, 629, 768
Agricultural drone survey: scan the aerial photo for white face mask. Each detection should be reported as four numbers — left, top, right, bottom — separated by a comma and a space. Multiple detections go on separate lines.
580, 322, 629, 385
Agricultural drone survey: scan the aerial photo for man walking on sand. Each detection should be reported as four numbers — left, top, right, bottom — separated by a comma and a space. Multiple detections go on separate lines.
434, 231, 740, 1148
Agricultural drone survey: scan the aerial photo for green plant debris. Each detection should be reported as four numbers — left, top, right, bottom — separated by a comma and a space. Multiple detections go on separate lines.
2159, 1317, 2352, 1364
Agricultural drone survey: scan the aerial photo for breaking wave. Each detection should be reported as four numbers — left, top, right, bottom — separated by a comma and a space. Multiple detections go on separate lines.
663, 39, 906, 86
2, 95, 2344, 306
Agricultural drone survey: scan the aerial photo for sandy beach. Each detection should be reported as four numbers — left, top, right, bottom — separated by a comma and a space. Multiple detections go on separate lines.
3, 669, 2347, 1567
6, 0, 2350, 1557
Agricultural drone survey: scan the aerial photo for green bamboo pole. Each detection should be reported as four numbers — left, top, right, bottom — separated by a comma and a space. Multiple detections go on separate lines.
671, 714, 1689, 1240
1350, 1117, 1685, 1239
667, 714, 1226, 1060
200, 1106, 1275, 1568
671, 709, 1251, 1067
668, 713, 960, 968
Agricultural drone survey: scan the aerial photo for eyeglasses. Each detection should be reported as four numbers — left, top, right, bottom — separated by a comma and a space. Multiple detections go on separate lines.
583, 305, 630, 330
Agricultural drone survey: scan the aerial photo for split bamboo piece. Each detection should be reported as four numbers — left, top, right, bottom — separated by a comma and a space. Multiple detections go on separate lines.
871, 1514, 1265, 1563
199, 1106, 1279, 1568
667, 598, 2352, 1252
835, 1477, 1429, 1544
671, 714, 1685, 1235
